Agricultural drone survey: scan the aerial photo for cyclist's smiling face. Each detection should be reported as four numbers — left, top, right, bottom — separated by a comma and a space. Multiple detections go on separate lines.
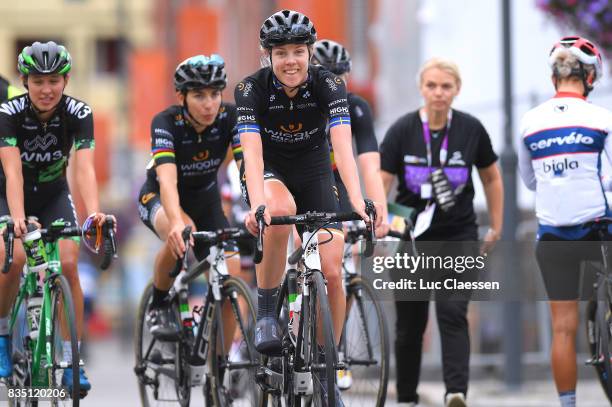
270, 44, 309, 89
27, 73, 67, 111
178, 88, 222, 127
420, 67, 460, 115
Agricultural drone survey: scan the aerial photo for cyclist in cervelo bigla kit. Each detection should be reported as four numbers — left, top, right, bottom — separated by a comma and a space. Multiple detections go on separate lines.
519, 36, 612, 407
311, 39, 389, 236
0, 41, 113, 396
136, 55, 244, 353
236, 9, 382, 406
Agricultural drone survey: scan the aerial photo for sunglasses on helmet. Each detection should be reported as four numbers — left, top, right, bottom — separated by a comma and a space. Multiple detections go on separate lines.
266, 24, 311, 45
186, 54, 225, 68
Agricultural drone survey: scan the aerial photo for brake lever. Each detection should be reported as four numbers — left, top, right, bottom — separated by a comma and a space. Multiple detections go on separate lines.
253, 205, 266, 264
100, 216, 118, 270
363, 199, 376, 257
170, 226, 193, 277
2, 218, 14, 274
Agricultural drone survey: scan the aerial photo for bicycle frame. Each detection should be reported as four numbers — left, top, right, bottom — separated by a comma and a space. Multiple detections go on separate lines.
263, 228, 325, 397
9, 236, 67, 387
141, 236, 258, 388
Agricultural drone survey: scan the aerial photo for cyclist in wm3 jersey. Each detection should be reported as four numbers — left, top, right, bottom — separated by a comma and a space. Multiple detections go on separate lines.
519, 36, 612, 407
312, 39, 389, 235
136, 54, 244, 356
237, 10, 382, 406
0, 41, 112, 395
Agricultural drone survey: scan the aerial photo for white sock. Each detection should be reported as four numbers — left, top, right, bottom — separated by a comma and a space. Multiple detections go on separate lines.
559, 390, 576, 407
63, 341, 81, 363
0, 317, 8, 336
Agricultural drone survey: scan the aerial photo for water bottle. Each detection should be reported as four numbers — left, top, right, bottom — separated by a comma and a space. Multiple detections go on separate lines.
27, 291, 43, 341
287, 269, 299, 339
22, 224, 48, 273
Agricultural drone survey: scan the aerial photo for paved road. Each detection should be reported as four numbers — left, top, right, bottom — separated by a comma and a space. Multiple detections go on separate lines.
1, 338, 610, 406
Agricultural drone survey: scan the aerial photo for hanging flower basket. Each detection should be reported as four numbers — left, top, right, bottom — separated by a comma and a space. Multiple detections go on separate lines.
536, 0, 612, 58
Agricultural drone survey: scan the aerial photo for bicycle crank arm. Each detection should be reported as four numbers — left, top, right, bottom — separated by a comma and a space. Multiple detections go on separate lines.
147, 365, 178, 381
343, 358, 377, 366
257, 365, 284, 389
226, 360, 261, 370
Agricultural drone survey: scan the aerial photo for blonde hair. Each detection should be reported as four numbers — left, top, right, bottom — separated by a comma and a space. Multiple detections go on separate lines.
550, 47, 596, 81
418, 58, 462, 89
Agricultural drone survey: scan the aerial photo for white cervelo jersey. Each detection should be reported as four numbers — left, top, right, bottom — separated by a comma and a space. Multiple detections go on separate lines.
518, 92, 612, 227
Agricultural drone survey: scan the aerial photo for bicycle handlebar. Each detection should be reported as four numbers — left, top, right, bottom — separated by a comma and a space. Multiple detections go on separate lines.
169, 226, 253, 278
2, 215, 118, 274
253, 199, 377, 264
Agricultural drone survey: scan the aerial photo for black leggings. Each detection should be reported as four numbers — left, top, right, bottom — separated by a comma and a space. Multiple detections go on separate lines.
393, 238, 474, 403
394, 300, 469, 403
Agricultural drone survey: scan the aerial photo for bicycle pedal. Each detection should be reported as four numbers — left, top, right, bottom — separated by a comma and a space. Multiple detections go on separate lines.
134, 364, 146, 375
149, 349, 163, 365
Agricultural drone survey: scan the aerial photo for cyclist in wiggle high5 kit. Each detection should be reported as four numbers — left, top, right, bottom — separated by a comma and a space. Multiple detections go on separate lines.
237, 9, 382, 406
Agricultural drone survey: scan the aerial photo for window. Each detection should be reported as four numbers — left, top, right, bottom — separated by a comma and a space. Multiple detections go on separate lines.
96, 38, 124, 75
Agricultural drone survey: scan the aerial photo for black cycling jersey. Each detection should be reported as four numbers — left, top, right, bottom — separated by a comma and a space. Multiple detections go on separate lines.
0, 94, 94, 187
330, 92, 378, 170
235, 65, 351, 224
146, 102, 241, 192
234, 65, 351, 165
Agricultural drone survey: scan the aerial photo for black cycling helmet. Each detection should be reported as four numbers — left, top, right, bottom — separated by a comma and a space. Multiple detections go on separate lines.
259, 10, 317, 49
313, 39, 351, 75
174, 54, 227, 92
18, 41, 72, 76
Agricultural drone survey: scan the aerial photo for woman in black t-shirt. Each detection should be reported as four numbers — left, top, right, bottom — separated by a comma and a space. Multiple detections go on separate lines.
380, 58, 503, 407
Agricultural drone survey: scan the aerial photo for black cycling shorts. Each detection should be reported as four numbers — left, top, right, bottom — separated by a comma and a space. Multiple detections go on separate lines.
536, 229, 606, 300
0, 179, 78, 227
239, 153, 342, 231
137, 179, 238, 259
333, 171, 352, 213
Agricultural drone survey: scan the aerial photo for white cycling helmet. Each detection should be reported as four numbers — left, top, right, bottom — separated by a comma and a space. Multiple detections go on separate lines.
549, 36, 603, 82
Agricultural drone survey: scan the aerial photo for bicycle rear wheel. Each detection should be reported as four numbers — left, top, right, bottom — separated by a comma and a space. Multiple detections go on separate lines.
339, 276, 389, 407
308, 270, 337, 407
586, 296, 612, 402
49, 274, 80, 406
209, 276, 262, 406
135, 282, 190, 407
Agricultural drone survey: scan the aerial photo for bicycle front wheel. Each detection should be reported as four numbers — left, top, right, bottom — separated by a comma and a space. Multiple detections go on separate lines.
50, 274, 80, 406
209, 276, 262, 406
586, 297, 612, 402
339, 276, 389, 407
135, 282, 189, 407
307, 270, 337, 407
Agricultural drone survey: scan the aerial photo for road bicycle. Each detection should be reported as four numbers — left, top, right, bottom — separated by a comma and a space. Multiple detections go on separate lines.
3, 216, 116, 407
134, 227, 261, 406
584, 217, 612, 403
336, 222, 411, 407
253, 201, 376, 407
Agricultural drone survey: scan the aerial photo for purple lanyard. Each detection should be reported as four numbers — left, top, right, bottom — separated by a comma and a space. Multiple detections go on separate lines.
420, 109, 452, 168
